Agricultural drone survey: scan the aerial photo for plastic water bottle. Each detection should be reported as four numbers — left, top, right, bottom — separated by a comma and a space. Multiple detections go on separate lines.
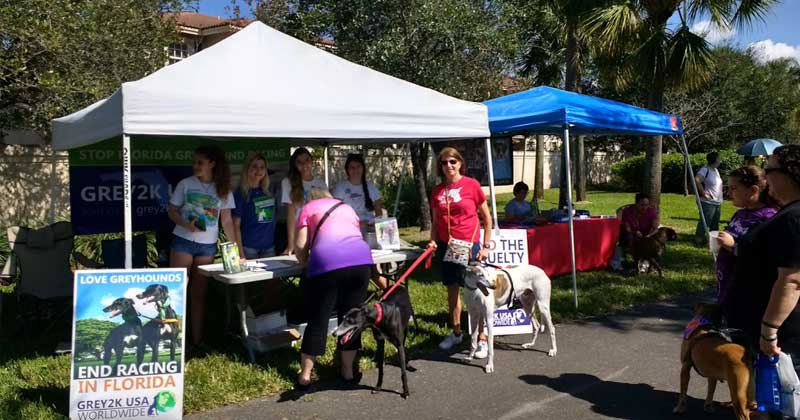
756, 353, 782, 413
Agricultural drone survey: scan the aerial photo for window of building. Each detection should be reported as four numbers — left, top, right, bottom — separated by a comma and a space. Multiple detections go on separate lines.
168, 42, 191, 64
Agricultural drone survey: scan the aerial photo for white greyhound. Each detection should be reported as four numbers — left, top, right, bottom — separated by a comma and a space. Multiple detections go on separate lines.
463, 262, 557, 373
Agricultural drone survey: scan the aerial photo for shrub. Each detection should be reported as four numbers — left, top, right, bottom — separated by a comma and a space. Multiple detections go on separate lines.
379, 179, 431, 228
610, 149, 745, 193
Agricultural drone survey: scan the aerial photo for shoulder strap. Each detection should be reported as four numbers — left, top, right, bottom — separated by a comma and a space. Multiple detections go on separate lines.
311, 201, 345, 248
445, 186, 481, 243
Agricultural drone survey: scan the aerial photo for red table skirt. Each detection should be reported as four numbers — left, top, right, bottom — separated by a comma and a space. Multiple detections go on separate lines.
525, 218, 620, 278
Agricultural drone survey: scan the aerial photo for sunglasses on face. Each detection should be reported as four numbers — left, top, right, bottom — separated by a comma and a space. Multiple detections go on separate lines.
440, 159, 459, 166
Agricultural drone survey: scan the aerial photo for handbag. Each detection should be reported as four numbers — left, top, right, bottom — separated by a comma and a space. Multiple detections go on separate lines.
442, 187, 479, 267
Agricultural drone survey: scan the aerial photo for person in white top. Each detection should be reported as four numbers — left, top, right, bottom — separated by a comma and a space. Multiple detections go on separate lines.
333, 153, 383, 225
168, 145, 236, 349
281, 147, 327, 255
333, 153, 388, 288
695, 151, 724, 244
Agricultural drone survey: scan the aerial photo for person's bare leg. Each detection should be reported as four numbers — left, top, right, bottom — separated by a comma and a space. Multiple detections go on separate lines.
447, 285, 461, 335
298, 353, 315, 385
170, 251, 195, 342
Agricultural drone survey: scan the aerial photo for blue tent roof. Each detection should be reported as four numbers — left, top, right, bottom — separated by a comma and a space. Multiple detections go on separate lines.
484, 86, 683, 136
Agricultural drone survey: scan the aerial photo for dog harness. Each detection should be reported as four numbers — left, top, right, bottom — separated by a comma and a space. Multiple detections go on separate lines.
373, 302, 383, 326
683, 316, 751, 377
481, 263, 519, 309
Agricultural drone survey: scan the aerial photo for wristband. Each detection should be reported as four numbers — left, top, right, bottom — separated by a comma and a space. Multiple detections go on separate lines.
760, 334, 778, 342
762, 320, 781, 329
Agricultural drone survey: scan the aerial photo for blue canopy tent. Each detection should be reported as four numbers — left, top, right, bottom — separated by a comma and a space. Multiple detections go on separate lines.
484, 86, 702, 307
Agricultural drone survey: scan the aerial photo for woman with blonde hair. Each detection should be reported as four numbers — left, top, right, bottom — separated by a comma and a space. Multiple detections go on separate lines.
281, 147, 327, 255
232, 152, 277, 259
427, 146, 492, 356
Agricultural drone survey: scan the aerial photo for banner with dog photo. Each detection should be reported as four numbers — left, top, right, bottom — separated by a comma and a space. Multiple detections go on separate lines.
69, 268, 187, 420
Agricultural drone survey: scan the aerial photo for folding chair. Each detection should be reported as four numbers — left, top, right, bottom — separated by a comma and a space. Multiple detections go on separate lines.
5, 222, 75, 338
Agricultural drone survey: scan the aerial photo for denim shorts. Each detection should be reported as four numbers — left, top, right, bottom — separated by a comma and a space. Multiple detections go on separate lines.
435, 240, 481, 287
242, 246, 275, 259
171, 235, 217, 257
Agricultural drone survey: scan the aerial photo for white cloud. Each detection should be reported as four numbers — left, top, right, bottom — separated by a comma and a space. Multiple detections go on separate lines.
690, 20, 736, 46
749, 39, 800, 64
100, 293, 116, 307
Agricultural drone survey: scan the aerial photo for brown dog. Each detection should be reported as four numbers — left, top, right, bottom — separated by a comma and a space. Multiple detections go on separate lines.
629, 226, 677, 277
673, 303, 754, 419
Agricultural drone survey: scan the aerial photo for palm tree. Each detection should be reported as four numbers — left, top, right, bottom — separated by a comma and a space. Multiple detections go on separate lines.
585, 0, 778, 211
517, 0, 606, 207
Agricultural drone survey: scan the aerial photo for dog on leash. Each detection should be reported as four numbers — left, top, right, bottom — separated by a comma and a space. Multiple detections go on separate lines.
102, 297, 144, 368
136, 284, 180, 363
332, 285, 414, 399
463, 262, 556, 373
629, 226, 677, 277
673, 303, 754, 419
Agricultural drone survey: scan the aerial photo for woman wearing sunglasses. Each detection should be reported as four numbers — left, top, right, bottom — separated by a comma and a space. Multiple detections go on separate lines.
427, 146, 493, 357
723, 146, 800, 369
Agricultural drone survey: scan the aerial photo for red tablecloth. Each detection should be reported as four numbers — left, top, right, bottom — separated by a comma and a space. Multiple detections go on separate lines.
525, 218, 620, 278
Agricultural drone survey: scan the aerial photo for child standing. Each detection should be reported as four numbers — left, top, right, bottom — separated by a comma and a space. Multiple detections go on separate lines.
233, 153, 276, 259
168, 145, 236, 350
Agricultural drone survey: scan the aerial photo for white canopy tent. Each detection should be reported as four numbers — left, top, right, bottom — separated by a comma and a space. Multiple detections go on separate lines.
52, 22, 496, 268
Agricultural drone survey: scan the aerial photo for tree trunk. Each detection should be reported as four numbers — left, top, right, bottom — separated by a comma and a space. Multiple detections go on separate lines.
576, 136, 586, 202
534, 135, 545, 200
645, 83, 666, 212
559, 23, 579, 208
410, 142, 431, 231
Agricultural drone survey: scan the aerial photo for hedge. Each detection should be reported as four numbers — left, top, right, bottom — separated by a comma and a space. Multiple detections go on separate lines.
610, 149, 745, 193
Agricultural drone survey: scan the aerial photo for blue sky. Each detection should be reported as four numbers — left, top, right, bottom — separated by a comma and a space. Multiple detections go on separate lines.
197, 0, 800, 62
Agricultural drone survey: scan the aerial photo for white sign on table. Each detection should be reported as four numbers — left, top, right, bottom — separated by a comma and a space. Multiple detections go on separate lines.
69, 268, 187, 420
471, 229, 532, 336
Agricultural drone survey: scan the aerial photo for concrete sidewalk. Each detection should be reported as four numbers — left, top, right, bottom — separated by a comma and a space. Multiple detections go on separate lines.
187, 295, 738, 420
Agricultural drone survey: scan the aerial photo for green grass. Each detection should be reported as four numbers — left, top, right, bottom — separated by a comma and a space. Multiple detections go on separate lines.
0, 189, 727, 419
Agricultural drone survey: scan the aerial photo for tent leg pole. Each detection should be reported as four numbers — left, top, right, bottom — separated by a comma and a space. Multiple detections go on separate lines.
563, 126, 578, 309
123, 134, 133, 269
49, 146, 58, 225
680, 135, 708, 235
393, 144, 408, 217
521, 136, 527, 183
484, 138, 499, 233
323, 146, 330, 187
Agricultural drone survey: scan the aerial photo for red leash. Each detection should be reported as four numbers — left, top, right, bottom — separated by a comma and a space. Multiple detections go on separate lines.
379, 245, 435, 302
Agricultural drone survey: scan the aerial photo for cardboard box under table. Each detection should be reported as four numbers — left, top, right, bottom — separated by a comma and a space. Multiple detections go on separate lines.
198, 249, 420, 362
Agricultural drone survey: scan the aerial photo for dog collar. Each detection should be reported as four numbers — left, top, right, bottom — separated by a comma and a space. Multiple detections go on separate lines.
374, 303, 383, 326
683, 315, 712, 340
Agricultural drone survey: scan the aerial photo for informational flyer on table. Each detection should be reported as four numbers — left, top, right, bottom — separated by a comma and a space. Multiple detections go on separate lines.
473, 229, 531, 336
69, 268, 187, 420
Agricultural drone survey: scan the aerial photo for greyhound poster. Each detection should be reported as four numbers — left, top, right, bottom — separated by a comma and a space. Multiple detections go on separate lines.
472, 229, 532, 336
69, 268, 187, 420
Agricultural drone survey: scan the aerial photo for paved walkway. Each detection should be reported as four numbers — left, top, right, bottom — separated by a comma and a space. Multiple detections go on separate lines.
188, 295, 739, 420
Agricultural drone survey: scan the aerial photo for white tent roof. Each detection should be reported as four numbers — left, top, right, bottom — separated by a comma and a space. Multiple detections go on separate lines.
52, 22, 489, 150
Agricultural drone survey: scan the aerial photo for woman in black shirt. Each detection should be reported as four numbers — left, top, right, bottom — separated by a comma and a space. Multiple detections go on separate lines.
726, 145, 800, 358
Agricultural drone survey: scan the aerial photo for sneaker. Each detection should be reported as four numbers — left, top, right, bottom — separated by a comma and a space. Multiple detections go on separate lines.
474, 340, 488, 359
438, 333, 463, 350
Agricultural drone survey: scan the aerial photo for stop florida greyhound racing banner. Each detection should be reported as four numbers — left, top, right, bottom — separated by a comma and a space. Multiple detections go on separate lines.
67, 136, 289, 235
69, 268, 187, 420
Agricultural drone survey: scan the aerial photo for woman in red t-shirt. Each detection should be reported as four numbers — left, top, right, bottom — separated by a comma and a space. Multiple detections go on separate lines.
427, 146, 493, 356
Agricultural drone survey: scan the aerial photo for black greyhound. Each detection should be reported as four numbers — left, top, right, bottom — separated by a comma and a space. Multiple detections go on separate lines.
136, 284, 179, 363
102, 298, 144, 368
332, 285, 415, 399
